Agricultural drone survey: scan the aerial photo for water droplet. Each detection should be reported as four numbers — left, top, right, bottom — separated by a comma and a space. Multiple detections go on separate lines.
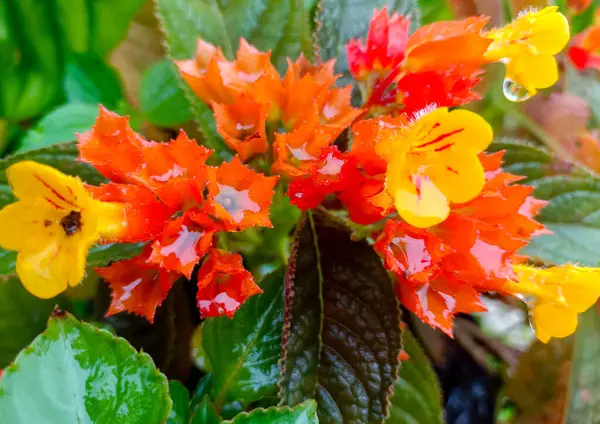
502, 78, 532, 102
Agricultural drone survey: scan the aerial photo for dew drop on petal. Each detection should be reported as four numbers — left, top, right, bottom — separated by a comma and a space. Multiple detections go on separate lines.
502, 78, 532, 103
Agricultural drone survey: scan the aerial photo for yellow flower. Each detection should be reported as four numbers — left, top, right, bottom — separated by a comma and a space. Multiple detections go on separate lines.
484, 6, 570, 97
506, 264, 600, 343
382, 107, 493, 228
0, 161, 125, 299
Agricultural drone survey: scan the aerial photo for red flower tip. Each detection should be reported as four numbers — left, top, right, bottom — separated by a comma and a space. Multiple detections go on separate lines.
212, 93, 269, 162
374, 220, 442, 284
204, 157, 278, 231
148, 214, 216, 279
196, 249, 262, 318
97, 247, 179, 323
568, 25, 600, 71
346, 8, 410, 79
287, 146, 353, 210
397, 275, 487, 336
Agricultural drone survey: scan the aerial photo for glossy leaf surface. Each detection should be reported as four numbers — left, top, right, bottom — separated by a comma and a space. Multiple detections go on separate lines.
201, 270, 284, 411
0, 311, 171, 423
280, 211, 401, 423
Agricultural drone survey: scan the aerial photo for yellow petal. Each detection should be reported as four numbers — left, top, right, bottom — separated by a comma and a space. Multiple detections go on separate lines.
90, 199, 126, 239
409, 108, 493, 154
506, 52, 558, 94
531, 302, 578, 343
0, 202, 50, 251
485, 7, 570, 58
388, 167, 450, 228
430, 150, 486, 204
7, 161, 89, 211
16, 235, 92, 299
524, 7, 570, 56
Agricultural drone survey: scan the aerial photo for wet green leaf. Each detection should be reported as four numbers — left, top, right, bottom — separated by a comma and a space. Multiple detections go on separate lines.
191, 395, 222, 424
64, 54, 123, 108
280, 211, 401, 423
168, 380, 191, 424
223, 400, 318, 423
14, 104, 100, 153
0, 277, 63, 368
140, 60, 194, 127
201, 270, 284, 412
0, 311, 171, 423
490, 138, 600, 266
566, 308, 600, 423
385, 330, 444, 424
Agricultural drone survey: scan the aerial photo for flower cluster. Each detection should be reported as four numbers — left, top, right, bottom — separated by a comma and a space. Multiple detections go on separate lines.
0, 6, 594, 344
0, 107, 276, 322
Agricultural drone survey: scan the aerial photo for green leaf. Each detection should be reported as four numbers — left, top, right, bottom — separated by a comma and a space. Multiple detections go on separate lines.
64, 54, 123, 109
0, 142, 105, 207
13, 104, 100, 153
155, 0, 227, 155
489, 138, 600, 266
385, 330, 444, 424
565, 308, 600, 423
139, 60, 194, 127
87, 0, 146, 57
168, 380, 191, 424
420, 0, 453, 24
0, 277, 62, 368
191, 395, 222, 424
201, 270, 284, 411
0, 311, 171, 423
191, 323, 212, 372
522, 224, 600, 267
314, 0, 420, 76
279, 211, 401, 423
222, 400, 318, 423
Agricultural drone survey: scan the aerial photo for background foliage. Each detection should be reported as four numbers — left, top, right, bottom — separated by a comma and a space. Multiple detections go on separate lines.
1, 0, 600, 423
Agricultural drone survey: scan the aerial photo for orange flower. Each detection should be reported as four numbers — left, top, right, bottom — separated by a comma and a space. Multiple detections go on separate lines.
346, 8, 409, 80
272, 56, 362, 178
196, 249, 262, 318
176, 38, 282, 111
287, 146, 353, 209
373, 151, 546, 335
96, 246, 180, 323
175, 39, 231, 105
404, 16, 492, 73
396, 273, 487, 335
148, 214, 216, 279
79, 110, 213, 210
212, 93, 269, 162
77, 106, 144, 183
85, 183, 176, 243
204, 157, 277, 231
135, 132, 212, 209
374, 220, 444, 284
219, 39, 283, 109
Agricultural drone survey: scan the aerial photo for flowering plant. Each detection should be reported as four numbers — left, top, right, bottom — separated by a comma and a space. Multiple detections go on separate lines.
0, 0, 599, 422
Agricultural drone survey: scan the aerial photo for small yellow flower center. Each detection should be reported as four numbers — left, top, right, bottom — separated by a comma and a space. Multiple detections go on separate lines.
60, 211, 82, 237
